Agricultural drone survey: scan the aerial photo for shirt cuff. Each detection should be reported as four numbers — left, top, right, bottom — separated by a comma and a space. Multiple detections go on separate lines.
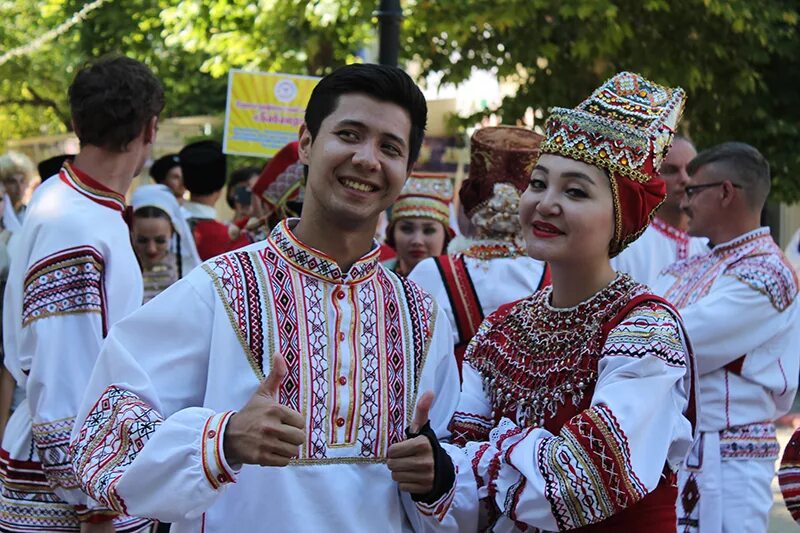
202, 411, 238, 490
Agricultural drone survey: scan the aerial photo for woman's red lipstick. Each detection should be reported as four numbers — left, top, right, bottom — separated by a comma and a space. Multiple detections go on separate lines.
532, 221, 564, 238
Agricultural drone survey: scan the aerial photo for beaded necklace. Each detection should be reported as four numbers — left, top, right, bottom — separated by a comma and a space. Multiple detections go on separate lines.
468, 274, 644, 429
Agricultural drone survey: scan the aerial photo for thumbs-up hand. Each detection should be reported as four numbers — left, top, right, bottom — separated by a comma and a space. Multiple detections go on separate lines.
223, 353, 306, 467
387, 391, 436, 494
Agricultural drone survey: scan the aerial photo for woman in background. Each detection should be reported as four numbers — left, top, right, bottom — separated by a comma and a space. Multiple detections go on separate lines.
131, 184, 200, 302
383, 172, 453, 277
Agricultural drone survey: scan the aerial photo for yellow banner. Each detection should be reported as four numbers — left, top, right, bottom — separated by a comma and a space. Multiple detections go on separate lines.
223, 69, 320, 157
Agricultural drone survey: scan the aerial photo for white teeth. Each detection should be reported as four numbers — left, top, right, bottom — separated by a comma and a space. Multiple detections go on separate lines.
341, 178, 376, 192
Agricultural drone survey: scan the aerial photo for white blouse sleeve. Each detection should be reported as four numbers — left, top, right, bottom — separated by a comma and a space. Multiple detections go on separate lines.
448, 302, 692, 531
70, 270, 237, 522
18, 244, 109, 512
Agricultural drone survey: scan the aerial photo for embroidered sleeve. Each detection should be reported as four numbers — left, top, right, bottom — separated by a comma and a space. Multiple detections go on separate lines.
536, 406, 646, 529
68, 271, 243, 521
23, 245, 106, 330
72, 385, 238, 518
20, 246, 111, 508
725, 253, 799, 312
71, 386, 165, 514
602, 302, 686, 367
467, 407, 648, 531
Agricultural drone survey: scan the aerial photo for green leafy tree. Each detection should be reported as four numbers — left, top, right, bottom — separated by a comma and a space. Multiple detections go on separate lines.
0, 0, 226, 149
403, 0, 800, 201
159, 0, 377, 77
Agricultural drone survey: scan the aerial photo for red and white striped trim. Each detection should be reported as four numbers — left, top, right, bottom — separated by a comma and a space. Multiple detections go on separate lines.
201, 411, 238, 490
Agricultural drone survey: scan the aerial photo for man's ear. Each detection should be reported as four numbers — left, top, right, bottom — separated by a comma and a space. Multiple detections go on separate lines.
144, 116, 158, 145
720, 181, 738, 208
298, 123, 312, 165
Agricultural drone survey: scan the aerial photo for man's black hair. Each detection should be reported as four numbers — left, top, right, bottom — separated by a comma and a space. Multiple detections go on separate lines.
304, 63, 427, 168
180, 140, 227, 196
68, 55, 165, 152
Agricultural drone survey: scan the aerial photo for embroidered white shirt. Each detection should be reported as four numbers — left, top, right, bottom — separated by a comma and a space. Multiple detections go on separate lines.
70, 220, 463, 532
654, 227, 800, 433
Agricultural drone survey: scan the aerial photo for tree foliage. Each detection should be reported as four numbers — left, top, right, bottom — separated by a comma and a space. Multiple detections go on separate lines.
0, 0, 226, 148
2, 0, 799, 201
403, 0, 800, 202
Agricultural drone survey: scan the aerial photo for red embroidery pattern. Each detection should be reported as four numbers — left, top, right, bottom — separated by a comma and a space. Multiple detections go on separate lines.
206, 251, 265, 373
662, 228, 798, 311
22, 245, 106, 334
205, 223, 437, 462
537, 405, 647, 530
71, 386, 163, 515
462, 274, 649, 431
651, 217, 691, 260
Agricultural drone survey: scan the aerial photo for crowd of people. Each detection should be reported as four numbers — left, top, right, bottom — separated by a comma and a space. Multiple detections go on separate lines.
0, 55, 797, 533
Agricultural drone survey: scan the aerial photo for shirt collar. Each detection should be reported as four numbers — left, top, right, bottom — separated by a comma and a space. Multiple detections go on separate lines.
60, 162, 126, 213
651, 216, 689, 242
183, 201, 217, 220
269, 218, 380, 284
711, 227, 771, 254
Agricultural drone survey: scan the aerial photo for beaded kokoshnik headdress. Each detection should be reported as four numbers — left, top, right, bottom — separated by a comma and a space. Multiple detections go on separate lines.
390, 172, 454, 235
539, 71, 686, 257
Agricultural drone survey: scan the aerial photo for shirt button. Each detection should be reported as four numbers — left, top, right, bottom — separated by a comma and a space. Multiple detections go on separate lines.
336, 417, 345, 427
335, 289, 346, 300
338, 376, 347, 386
207, 430, 216, 439
338, 332, 345, 342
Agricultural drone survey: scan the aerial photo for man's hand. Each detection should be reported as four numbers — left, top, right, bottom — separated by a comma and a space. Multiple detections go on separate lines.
80, 521, 115, 533
223, 353, 306, 467
387, 391, 436, 494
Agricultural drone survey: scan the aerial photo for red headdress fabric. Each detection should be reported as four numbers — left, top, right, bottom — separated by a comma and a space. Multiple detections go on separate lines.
540, 72, 686, 257
251, 141, 304, 215
460, 126, 544, 219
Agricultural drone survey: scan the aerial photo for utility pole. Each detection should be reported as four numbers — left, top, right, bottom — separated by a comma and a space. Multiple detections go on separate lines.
375, 0, 402, 67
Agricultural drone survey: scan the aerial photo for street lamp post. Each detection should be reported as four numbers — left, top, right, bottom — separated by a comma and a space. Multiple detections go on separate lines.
375, 0, 402, 67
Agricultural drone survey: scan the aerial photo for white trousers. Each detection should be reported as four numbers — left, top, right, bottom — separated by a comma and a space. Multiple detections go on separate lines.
678, 431, 775, 533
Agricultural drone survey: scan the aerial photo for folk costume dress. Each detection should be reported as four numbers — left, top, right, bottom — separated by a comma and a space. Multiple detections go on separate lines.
68, 219, 466, 532
415, 72, 696, 532
447, 273, 694, 532
611, 217, 708, 286
0, 163, 151, 532
654, 227, 800, 533
410, 127, 549, 372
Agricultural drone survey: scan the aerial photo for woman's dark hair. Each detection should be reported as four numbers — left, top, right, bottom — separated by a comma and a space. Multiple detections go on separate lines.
304, 64, 427, 169
132, 206, 183, 278
69, 55, 165, 152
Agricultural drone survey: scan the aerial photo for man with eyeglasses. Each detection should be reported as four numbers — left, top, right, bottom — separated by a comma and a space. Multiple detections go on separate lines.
654, 142, 800, 532
611, 135, 709, 285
